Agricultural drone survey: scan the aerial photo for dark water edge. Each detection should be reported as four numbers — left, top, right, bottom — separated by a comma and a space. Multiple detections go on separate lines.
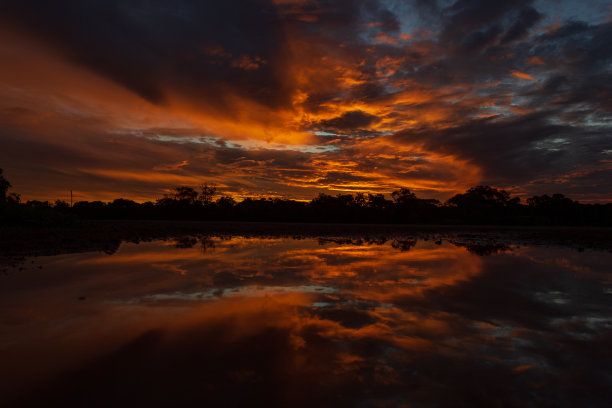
1, 220, 612, 258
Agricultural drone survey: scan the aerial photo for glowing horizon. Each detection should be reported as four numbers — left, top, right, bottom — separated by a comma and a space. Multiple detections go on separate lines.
1, 1, 611, 203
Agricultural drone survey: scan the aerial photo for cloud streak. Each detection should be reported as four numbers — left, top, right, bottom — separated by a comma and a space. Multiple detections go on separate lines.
0, 0, 610, 201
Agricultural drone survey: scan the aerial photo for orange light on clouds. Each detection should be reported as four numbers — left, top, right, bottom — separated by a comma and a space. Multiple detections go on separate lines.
526, 56, 545, 65
3, 0, 607, 204
511, 70, 537, 81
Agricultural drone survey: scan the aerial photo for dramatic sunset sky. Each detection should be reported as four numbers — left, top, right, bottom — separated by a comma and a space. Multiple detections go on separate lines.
1, 0, 611, 202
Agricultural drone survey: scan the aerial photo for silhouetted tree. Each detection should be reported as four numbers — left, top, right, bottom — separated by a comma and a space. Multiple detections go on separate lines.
212, 196, 235, 220
354, 192, 367, 208
391, 188, 440, 223
26, 200, 52, 209
108, 199, 139, 218
216, 196, 236, 210
6, 193, 21, 205
527, 193, 575, 208
448, 186, 518, 207
527, 193, 580, 224
367, 193, 390, 210
3, 180, 611, 226
171, 186, 200, 204
200, 184, 217, 205
54, 200, 70, 210
446, 186, 520, 224
391, 188, 416, 205
0, 168, 11, 204
309, 193, 362, 222
73, 201, 107, 219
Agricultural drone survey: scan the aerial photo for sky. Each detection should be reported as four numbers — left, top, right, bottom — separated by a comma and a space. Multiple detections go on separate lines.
0, 0, 611, 203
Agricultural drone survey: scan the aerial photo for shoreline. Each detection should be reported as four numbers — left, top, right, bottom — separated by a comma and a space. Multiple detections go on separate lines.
1, 220, 611, 259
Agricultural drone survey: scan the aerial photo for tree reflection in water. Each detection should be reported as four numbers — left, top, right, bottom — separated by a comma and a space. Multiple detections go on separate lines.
1, 237, 610, 407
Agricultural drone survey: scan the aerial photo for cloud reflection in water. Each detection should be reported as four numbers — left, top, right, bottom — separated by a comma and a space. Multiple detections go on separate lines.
1, 237, 610, 407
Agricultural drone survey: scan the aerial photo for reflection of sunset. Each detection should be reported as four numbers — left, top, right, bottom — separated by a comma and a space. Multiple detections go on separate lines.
2, 237, 611, 406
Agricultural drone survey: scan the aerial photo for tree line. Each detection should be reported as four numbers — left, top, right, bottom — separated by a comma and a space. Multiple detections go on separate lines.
1, 170, 611, 226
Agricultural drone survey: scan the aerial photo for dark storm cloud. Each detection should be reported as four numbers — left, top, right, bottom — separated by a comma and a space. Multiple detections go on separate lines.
0, 0, 404, 105
375, 6, 612, 194
536, 20, 612, 73
439, 0, 533, 47
280, 0, 400, 34
393, 111, 612, 185
397, 2, 544, 85
0, 0, 290, 107
402, 7, 542, 82
318, 110, 381, 132
500, 6, 542, 44
525, 21, 612, 113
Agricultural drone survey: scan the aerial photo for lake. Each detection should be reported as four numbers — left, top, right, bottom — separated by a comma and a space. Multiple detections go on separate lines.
1, 235, 611, 407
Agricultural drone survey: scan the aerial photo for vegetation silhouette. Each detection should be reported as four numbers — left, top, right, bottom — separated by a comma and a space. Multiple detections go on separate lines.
1, 169, 611, 226
0, 168, 11, 204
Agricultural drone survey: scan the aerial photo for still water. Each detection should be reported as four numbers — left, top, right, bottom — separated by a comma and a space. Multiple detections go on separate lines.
1, 236, 611, 407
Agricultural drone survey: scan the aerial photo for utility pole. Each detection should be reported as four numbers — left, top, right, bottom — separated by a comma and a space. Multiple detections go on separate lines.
70, 190, 73, 207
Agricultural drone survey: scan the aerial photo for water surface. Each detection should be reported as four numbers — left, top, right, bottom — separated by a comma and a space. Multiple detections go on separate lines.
1, 236, 611, 407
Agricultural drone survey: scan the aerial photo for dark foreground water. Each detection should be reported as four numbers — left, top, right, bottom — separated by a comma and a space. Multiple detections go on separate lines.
1, 236, 611, 407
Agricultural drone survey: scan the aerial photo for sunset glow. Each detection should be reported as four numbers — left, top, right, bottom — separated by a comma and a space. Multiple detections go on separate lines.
1, 1, 611, 202
3, 236, 611, 406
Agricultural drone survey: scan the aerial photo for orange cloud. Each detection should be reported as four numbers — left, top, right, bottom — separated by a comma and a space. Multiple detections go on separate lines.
511, 70, 537, 81
374, 33, 397, 44
526, 56, 545, 65
2, 1, 609, 204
